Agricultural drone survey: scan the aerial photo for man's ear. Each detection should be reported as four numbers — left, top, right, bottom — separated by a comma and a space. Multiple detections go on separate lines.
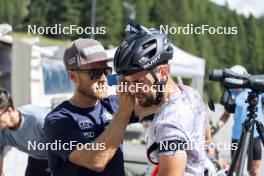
158, 65, 169, 81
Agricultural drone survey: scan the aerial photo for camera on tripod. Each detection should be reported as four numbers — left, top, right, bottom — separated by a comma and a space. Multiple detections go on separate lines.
209, 69, 264, 92
208, 68, 264, 176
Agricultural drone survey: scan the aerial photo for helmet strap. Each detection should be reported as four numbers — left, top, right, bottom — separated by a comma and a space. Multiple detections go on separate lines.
149, 70, 168, 105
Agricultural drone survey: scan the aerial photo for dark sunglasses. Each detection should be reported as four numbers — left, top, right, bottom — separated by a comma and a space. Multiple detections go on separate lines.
72, 67, 112, 80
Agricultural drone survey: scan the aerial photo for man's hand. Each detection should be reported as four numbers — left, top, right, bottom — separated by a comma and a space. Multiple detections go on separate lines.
116, 77, 135, 113
134, 103, 157, 119
210, 122, 220, 136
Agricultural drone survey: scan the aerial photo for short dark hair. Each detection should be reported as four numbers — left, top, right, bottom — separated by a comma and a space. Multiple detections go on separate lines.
0, 87, 14, 112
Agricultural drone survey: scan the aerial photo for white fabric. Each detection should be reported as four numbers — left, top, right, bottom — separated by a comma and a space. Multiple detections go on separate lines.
146, 85, 207, 175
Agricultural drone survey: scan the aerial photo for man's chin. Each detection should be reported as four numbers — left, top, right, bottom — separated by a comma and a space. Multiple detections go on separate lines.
94, 92, 108, 100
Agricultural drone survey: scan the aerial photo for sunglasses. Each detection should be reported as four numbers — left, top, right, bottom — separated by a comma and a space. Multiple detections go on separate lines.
72, 67, 112, 80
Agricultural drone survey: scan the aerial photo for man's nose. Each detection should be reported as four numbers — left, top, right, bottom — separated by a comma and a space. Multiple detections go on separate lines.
130, 85, 140, 95
130, 90, 136, 96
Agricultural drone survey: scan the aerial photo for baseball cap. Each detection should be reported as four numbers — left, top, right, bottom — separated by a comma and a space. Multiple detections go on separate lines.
63, 38, 109, 70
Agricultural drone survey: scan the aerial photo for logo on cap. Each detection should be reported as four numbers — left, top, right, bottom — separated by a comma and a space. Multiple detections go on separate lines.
83, 45, 105, 57
69, 57, 76, 65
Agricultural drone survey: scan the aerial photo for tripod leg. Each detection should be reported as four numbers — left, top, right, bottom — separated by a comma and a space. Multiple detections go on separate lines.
256, 121, 264, 145
237, 131, 251, 176
228, 129, 245, 176
247, 126, 254, 175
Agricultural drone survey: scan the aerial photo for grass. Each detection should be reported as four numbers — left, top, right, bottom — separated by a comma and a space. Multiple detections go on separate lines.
11, 32, 71, 46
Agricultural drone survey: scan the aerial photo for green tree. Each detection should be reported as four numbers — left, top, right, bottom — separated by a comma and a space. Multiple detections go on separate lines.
28, 0, 52, 26
0, 0, 28, 29
224, 12, 242, 67
173, 0, 192, 24
29, 0, 81, 39
244, 15, 264, 74
150, 0, 176, 26
95, 0, 124, 47
189, 0, 208, 24
257, 16, 264, 73
125, 0, 154, 27
0, 0, 5, 22
234, 14, 247, 65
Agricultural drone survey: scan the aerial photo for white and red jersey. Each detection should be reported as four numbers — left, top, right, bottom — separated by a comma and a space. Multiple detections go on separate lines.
146, 85, 207, 176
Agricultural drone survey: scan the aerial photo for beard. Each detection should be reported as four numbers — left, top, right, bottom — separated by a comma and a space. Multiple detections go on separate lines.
77, 82, 108, 100
137, 92, 157, 107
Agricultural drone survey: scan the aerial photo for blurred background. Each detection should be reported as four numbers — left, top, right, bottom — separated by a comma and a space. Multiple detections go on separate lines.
1, 0, 264, 175
1, 0, 264, 101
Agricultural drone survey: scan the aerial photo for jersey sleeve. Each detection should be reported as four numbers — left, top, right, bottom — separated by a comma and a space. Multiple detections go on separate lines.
44, 113, 95, 161
155, 112, 189, 157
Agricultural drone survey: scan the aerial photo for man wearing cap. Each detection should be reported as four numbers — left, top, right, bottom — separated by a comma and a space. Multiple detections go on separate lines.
44, 38, 136, 176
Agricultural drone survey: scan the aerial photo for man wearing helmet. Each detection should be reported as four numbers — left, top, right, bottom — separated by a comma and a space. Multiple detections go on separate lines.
114, 24, 207, 175
212, 65, 264, 176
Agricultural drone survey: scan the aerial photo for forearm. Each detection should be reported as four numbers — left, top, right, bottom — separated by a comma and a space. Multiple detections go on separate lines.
159, 154, 187, 176
211, 111, 230, 136
134, 103, 157, 119
69, 107, 132, 171
89, 109, 132, 166
205, 126, 212, 144
218, 111, 230, 127
69, 78, 135, 171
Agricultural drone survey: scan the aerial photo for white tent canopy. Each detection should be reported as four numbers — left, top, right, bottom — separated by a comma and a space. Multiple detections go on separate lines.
0, 24, 13, 44
169, 45, 205, 78
106, 44, 205, 95
169, 45, 205, 95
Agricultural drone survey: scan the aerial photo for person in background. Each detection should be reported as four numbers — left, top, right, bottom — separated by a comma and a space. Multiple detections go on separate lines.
0, 87, 50, 176
211, 65, 264, 176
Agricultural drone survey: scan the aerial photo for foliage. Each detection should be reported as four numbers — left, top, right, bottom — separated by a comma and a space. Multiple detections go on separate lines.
1, 0, 264, 100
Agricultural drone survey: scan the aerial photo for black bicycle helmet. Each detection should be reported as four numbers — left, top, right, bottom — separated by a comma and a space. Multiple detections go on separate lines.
114, 22, 174, 105
114, 25, 173, 76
